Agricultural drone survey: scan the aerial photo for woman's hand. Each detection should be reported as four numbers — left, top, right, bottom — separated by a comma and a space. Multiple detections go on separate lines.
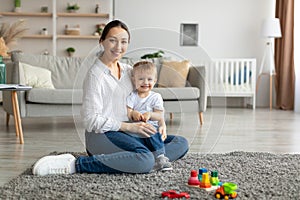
120, 122, 157, 138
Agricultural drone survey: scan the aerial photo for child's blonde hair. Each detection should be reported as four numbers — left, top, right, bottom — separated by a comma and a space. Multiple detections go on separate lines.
132, 61, 157, 78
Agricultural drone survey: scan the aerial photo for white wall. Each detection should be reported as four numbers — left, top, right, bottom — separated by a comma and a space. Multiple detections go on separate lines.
115, 0, 276, 107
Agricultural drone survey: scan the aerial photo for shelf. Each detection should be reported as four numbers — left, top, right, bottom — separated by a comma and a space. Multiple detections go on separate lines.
0, 0, 110, 56
23, 35, 53, 39
57, 13, 109, 18
57, 35, 99, 39
0, 12, 108, 18
0, 12, 52, 17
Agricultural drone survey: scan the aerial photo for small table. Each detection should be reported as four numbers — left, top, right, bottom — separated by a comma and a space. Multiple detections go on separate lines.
0, 85, 32, 144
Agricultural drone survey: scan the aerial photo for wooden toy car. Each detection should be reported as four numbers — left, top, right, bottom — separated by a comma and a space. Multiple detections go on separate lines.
161, 190, 190, 199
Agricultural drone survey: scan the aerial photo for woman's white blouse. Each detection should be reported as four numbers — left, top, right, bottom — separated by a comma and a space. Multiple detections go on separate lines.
81, 59, 133, 133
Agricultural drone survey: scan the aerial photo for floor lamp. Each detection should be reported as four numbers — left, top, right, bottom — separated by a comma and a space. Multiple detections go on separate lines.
257, 18, 282, 110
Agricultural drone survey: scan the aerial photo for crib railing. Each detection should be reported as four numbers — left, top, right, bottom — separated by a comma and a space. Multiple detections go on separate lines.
200, 58, 256, 109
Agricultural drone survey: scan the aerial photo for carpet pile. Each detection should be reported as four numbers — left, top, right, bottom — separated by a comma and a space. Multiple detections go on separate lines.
1, 151, 299, 199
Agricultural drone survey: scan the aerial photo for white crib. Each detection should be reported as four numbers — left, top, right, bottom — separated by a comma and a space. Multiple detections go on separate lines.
201, 58, 256, 109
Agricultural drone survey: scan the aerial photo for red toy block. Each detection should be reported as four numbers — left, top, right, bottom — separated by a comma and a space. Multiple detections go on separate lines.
188, 170, 200, 186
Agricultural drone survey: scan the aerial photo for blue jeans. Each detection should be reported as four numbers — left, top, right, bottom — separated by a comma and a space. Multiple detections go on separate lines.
75, 131, 189, 174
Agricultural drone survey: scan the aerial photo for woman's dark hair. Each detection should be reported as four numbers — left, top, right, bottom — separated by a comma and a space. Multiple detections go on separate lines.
99, 20, 130, 42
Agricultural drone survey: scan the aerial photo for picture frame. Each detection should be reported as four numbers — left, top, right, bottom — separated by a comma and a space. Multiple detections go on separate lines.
180, 23, 199, 46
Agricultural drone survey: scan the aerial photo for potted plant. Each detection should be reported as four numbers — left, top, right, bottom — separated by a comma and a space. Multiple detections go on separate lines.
66, 3, 80, 13
95, 23, 106, 35
66, 47, 75, 57
141, 50, 164, 59
0, 20, 28, 52
14, 0, 21, 12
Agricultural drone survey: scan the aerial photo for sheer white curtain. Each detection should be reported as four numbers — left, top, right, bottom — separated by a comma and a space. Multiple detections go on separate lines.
295, 1, 300, 112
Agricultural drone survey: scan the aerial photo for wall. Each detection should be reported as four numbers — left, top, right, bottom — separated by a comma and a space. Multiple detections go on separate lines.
115, 0, 276, 107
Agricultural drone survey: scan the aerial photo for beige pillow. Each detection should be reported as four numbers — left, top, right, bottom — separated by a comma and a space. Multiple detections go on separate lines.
20, 62, 55, 89
157, 60, 190, 87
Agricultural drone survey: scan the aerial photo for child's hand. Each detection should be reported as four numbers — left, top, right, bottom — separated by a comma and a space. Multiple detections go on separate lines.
141, 112, 151, 122
159, 123, 167, 141
131, 110, 143, 121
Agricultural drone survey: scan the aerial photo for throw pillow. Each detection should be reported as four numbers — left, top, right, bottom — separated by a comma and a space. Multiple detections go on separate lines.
157, 60, 190, 87
20, 62, 55, 89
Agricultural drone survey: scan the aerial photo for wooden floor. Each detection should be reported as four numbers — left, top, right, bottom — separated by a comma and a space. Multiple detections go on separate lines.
1, 105, 300, 186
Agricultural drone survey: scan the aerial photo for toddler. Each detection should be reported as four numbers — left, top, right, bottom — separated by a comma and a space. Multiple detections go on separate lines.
127, 61, 172, 171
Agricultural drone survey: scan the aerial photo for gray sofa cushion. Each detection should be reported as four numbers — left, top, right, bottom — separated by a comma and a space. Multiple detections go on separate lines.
26, 88, 82, 104
12, 52, 97, 89
27, 87, 198, 105
152, 87, 199, 100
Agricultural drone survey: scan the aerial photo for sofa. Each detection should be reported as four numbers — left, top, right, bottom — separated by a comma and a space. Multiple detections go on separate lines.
3, 51, 207, 125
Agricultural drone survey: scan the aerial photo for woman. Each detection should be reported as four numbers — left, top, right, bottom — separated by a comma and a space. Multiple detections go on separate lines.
32, 20, 189, 175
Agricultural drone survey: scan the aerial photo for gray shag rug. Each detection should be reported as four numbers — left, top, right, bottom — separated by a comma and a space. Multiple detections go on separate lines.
1, 151, 300, 200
